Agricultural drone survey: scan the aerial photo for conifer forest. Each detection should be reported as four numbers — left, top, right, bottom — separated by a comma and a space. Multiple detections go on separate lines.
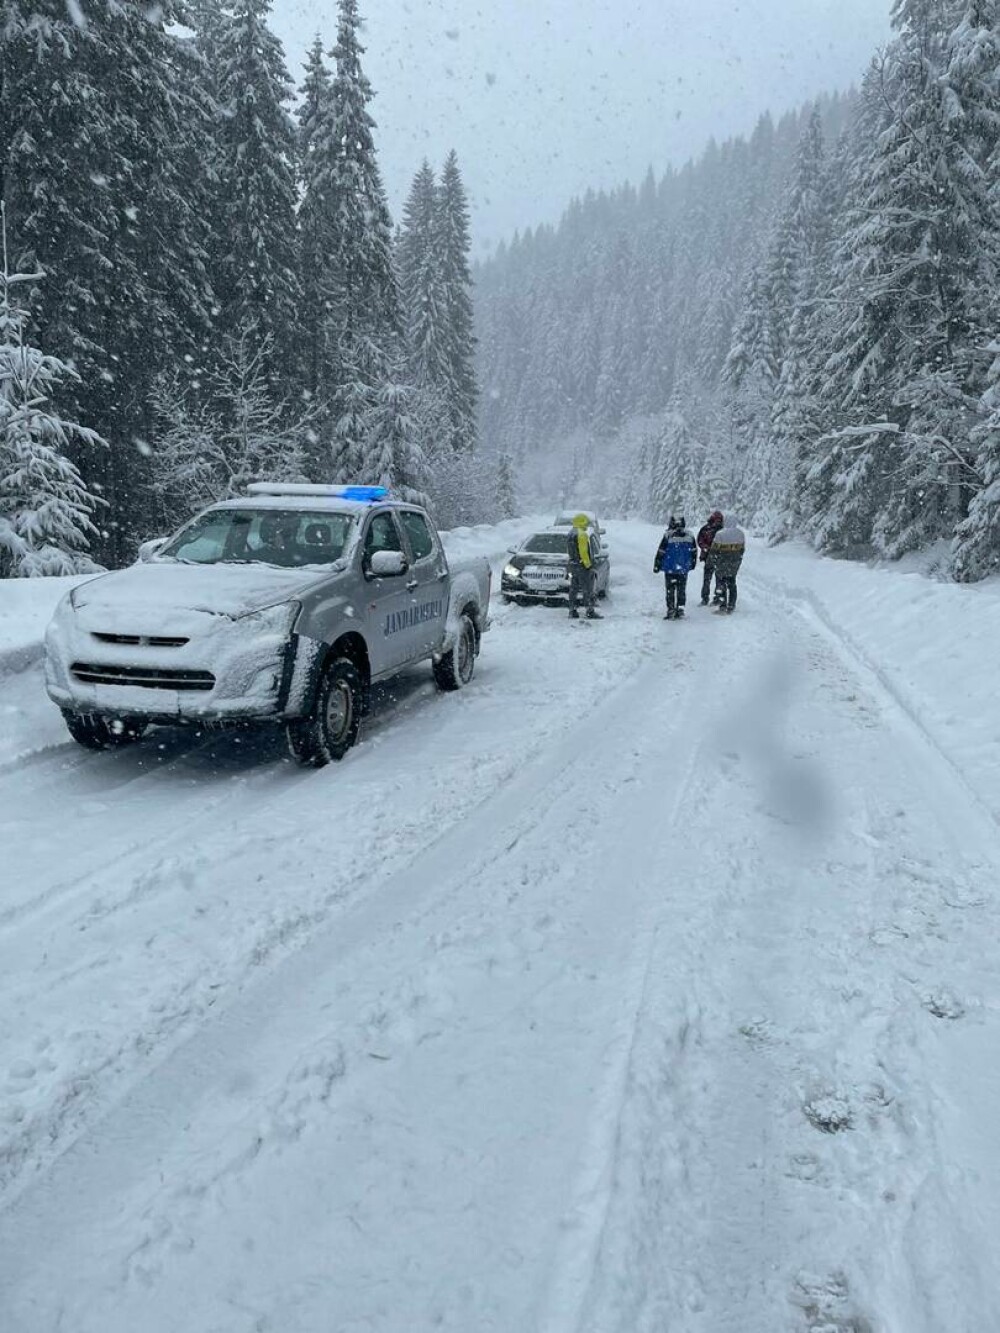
3, 0, 1000, 580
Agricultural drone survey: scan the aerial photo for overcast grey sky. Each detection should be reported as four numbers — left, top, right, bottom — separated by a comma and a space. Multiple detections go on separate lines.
271, 0, 894, 253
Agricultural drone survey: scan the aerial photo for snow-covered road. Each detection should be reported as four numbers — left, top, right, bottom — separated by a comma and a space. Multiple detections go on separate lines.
1, 523, 999, 1332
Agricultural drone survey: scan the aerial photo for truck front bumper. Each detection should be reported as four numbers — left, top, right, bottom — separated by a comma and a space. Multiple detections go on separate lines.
45, 605, 324, 724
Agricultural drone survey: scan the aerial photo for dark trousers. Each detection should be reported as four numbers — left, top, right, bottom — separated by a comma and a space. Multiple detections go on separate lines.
569, 566, 595, 612
716, 573, 738, 610
701, 559, 717, 604
664, 573, 688, 614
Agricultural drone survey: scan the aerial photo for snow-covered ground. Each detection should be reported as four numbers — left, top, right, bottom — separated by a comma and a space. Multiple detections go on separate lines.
0, 573, 86, 675
1, 522, 998, 1332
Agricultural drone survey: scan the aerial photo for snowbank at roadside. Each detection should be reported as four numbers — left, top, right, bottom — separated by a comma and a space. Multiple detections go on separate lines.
0, 576, 92, 674
440, 515, 545, 565
751, 542, 1000, 823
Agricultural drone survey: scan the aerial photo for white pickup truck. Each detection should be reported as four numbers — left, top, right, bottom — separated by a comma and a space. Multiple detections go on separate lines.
44, 484, 492, 765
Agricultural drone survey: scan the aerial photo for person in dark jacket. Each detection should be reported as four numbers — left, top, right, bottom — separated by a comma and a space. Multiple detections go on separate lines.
711, 518, 746, 613
653, 515, 698, 619
696, 510, 725, 606
567, 514, 602, 619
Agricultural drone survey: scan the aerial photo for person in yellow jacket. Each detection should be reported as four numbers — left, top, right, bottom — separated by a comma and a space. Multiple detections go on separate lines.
566, 514, 602, 619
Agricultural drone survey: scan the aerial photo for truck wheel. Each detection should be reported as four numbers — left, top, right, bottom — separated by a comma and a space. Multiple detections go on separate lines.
286, 656, 363, 766
433, 613, 476, 692
62, 711, 146, 749
63, 711, 111, 750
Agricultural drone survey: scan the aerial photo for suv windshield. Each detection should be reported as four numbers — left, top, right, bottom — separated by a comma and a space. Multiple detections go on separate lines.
523, 533, 569, 554
160, 508, 356, 568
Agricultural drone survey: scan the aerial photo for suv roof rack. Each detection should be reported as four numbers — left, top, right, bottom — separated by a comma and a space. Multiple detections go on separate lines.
246, 483, 390, 503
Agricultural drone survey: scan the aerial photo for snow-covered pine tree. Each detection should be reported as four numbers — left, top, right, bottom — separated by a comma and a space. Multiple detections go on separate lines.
494, 451, 516, 520
721, 262, 781, 516
363, 375, 431, 505
954, 338, 1000, 579
819, 2, 999, 558
0, 214, 104, 577
2, 0, 217, 561
764, 107, 830, 532
437, 151, 478, 454
949, 0, 1000, 579
150, 325, 309, 523
213, 0, 301, 385
649, 390, 703, 524
783, 125, 854, 535
327, 0, 403, 483
398, 162, 450, 416
297, 36, 338, 410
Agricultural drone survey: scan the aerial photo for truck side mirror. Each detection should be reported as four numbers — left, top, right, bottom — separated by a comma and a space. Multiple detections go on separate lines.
368, 549, 408, 578
138, 537, 168, 562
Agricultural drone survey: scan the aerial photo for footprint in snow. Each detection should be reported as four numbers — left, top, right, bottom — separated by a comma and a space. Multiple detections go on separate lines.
803, 1092, 853, 1135
921, 987, 965, 1021
737, 1017, 773, 1048
793, 1270, 874, 1332
785, 1151, 825, 1184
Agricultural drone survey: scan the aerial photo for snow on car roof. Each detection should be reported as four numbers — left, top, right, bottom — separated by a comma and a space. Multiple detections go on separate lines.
213, 495, 372, 514
209, 483, 423, 515
210, 495, 423, 515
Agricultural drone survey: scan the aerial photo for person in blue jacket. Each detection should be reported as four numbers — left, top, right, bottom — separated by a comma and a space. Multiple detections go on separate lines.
653, 515, 698, 619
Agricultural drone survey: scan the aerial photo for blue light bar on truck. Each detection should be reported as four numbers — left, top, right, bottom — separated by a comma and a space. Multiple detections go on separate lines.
336, 486, 390, 502
246, 483, 390, 502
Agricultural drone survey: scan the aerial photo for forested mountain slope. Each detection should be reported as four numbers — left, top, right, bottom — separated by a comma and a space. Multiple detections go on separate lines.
476, 1, 1000, 581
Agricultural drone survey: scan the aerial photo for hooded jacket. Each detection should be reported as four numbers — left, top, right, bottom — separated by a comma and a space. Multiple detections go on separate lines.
697, 519, 723, 561
711, 523, 746, 576
567, 516, 594, 570
654, 526, 697, 576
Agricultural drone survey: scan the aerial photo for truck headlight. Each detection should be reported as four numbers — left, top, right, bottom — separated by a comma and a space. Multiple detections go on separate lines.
236, 600, 301, 636
503, 564, 520, 580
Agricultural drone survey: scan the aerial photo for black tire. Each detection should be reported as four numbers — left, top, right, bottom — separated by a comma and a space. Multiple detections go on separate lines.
62, 711, 146, 749
286, 657, 364, 766
63, 711, 111, 750
433, 612, 476, 692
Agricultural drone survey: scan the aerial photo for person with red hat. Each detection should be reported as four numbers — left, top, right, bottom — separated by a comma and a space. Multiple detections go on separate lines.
697, 511, 725, 606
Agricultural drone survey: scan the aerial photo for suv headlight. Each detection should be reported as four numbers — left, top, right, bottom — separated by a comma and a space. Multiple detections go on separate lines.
503, 564, 520, 580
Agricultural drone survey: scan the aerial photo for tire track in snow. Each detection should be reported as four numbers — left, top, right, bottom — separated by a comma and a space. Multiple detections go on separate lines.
557, 587, 1000, 1333
0, 552, 663, 1216
0, 624, 703, 1328
536, 671, 712, 1333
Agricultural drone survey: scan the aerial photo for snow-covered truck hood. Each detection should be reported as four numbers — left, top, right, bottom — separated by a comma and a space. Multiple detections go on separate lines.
69, 561, 328, 630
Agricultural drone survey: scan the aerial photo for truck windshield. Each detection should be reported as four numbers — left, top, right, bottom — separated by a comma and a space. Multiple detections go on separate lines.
159, 508, 357, 568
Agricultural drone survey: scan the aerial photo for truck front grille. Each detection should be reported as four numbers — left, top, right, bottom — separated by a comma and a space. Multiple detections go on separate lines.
70, 662, 215, 691
91, 632, 190, 648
